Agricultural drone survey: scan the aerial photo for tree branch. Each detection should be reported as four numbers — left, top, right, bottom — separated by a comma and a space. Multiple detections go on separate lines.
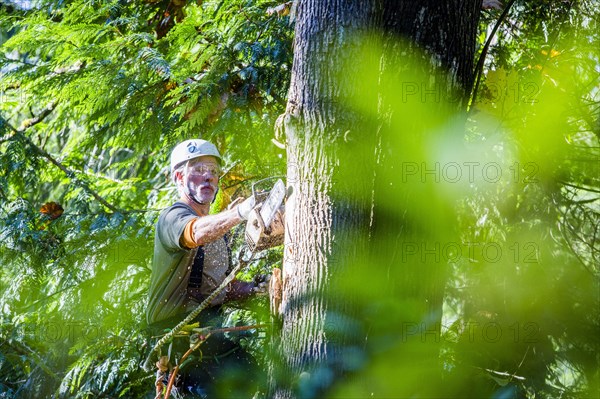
469, 0, 517, 110
163, 324, 268, 398
1, 114, 120, 212
562, 196, 600, 205
0, 339, 61, 381
0, 133, 14, 143
560, 181, 600, 194
18, 102, 55, 131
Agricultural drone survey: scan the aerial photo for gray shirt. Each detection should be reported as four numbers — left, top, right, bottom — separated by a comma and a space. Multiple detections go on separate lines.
146, 202, 229, 325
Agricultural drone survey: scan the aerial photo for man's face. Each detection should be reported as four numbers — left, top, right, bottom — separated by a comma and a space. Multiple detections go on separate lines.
179, 155, 221, 204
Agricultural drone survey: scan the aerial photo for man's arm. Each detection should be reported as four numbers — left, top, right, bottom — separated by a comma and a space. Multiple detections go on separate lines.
181, 196, 254, 248
188, 207, 242, 247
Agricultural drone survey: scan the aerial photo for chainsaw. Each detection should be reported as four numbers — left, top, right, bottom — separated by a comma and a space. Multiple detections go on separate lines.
245, 177, 286, 252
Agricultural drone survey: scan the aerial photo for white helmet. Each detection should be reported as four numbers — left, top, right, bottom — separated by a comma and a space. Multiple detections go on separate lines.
170, 139, 222, 176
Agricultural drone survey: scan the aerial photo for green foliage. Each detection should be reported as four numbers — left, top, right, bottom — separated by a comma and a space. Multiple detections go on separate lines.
0, 196, 155, 397
1, 0, 290, 210
1, 0, 290, 396
461, 4, 600, 397
1, 0, 598, 398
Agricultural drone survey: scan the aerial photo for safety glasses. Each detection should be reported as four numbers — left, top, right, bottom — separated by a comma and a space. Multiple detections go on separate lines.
185, 162, 222, 178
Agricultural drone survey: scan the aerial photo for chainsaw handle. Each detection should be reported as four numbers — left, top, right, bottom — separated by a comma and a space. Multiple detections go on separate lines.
251, 176, 285, 199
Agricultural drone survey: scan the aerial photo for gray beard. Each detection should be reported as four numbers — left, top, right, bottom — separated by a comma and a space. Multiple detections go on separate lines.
186, 181, 213, 205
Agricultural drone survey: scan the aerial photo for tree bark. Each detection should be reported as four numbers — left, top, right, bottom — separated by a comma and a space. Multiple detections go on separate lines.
273, 1, 482, 397
272, 2, 380, 397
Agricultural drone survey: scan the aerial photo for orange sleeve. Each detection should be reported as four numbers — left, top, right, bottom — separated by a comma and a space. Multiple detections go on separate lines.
179, 218, 198, 249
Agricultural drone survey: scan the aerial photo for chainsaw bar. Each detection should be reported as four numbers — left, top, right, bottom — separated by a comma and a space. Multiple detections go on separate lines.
260, 179, 285, 229
245, 179, 285, 252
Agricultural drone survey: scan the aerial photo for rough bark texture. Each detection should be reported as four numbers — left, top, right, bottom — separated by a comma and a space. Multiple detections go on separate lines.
273, 0, 482, 397
272, 2, 380, 397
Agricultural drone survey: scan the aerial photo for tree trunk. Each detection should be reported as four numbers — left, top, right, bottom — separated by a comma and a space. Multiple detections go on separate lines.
272, 2, 380, 397
273, 1, 482, 397
367, 2, 483, 396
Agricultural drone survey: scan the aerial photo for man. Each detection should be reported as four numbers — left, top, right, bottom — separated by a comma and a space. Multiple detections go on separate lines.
147, 138, 263, 398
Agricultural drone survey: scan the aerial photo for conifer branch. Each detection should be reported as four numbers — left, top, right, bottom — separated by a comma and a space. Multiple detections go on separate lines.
3, 340, 61, 381
0, 113, 120, 213
18, 102, 55, 131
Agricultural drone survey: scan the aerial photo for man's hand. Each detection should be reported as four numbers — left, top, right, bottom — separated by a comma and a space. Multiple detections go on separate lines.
225, 279, 255, 301
225, 275, 270, 301
236, 195, 256, 220
252, 274, 270, 294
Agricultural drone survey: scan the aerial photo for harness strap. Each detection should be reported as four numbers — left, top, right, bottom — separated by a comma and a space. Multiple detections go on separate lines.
187, 246, 205, 289
223, 233, 234, 274
187, 234, 232, 291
